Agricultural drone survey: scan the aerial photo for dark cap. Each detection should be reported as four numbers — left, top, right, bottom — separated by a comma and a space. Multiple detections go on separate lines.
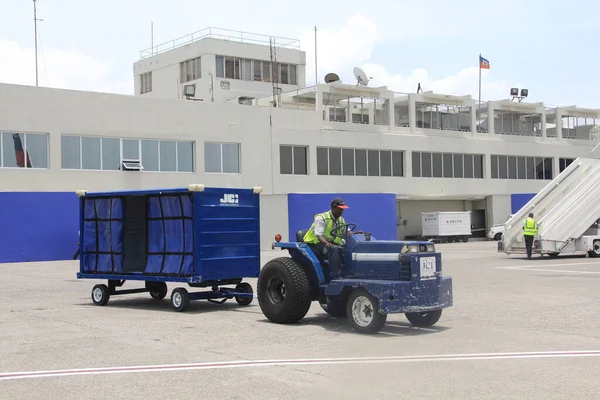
331, 197, 349, 209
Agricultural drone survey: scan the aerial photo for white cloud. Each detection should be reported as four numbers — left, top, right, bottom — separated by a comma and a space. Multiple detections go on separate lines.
0, 39, 133, 95
300, 14, 519, 102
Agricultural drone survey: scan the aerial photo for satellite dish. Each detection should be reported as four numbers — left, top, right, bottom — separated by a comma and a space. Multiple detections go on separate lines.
324, 72, 340, 83
353, 67, 370, 86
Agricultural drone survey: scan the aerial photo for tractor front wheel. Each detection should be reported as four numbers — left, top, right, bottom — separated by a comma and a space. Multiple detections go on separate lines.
257, 257, 312, 324
346, 288, 387, 334
405, 309, 442, 327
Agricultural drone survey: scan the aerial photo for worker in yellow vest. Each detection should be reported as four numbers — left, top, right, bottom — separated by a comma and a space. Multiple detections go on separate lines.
303, 197, 363, 280
522, 212, 538, 259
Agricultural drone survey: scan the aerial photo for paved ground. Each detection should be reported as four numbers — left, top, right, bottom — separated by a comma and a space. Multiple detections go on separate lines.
1, 241, 599, 399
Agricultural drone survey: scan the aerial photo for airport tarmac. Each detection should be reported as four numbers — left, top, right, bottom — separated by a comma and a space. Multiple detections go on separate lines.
1, 241, 599, 399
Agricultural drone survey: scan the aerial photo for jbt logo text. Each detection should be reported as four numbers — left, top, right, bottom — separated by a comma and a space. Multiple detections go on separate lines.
220, 193, 239, 206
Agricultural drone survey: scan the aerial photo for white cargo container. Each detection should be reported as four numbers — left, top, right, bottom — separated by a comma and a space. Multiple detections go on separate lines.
421, 211, 472, 243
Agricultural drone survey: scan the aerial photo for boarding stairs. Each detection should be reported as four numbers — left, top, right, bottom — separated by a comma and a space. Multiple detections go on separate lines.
501, 157, 600, 254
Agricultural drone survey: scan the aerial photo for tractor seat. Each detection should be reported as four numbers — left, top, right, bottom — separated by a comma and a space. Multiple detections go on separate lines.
296, 229, 309, 242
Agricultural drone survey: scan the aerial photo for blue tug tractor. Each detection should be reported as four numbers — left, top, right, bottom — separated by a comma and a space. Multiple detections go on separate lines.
256, 224, 453, 334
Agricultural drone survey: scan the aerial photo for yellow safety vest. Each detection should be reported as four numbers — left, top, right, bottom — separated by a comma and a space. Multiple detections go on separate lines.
303, 211, 346, 246
523, 217, 537, 236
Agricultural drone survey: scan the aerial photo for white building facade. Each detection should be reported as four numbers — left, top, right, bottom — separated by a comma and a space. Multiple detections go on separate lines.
0, 28, 598, 262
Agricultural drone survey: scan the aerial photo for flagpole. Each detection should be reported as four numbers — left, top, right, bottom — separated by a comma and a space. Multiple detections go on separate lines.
478, 53, 482, 121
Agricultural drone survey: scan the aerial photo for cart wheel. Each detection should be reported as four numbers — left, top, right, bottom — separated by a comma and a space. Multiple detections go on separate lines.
346, 288, 387, 334
171, 287, 190, 312
146, 282, 168, 300
234, 282, 254, 306
91, 284, 110, 306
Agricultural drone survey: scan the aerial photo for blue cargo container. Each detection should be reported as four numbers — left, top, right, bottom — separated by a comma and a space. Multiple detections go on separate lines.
76, 184, 262, 312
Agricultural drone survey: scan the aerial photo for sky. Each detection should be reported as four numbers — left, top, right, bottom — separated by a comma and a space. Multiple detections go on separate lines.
1, 0, 599, 107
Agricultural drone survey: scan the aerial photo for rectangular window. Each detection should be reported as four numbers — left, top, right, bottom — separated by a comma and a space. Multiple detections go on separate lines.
253, 60, 262, 81
216, 56, 224, 78
204, 142, 240, 173
101, 138, 120, 170
315, 147, 328, 175
142, 140, 159, 171
490, 155, 498, 179
517, 156, 526, 179
342, 148, 355, 175
225, 58, 235, 79
289, 65, 297, 85
380, 150, 392, 177
180, 57, 201, 83
62, 135, 81, 169
279, 145, 307, 175
508, 156, 517, 179
177, 141, 194, 172
412, 152, 421, 177
453, 154, 463, 178
353, 150, 366, 176
159, 140, 177, 172
82, 137, 101, 170
392, 151, 404, 177
328, 147, 342, 176
421, 152, 432, 177
442, 153, 453, 178
140, 72, 152, 94
432, 153, 443, 177
463, 154, 474, 178
498, 156, 508, 179
473, 155, 483, 178
367, 150, 380, 176
1, 132, 48, 169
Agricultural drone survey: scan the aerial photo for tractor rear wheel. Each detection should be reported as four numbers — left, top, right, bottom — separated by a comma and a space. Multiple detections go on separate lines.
257, 257, 312, 324
405, 309, 442, 327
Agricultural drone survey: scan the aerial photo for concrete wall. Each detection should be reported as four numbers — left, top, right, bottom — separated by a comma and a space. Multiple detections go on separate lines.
486, 195, 512, 227
259, 194, 288, 248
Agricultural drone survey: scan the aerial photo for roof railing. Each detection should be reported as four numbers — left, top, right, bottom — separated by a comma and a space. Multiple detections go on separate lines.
139, 26, 301, 59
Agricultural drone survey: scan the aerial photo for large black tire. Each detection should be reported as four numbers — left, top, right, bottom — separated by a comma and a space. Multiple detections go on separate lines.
346, 288, 387, 334
494, 233, 502, 241
257, 257, 312, 324
405, 309, 442, 327
589, 240, 600, 258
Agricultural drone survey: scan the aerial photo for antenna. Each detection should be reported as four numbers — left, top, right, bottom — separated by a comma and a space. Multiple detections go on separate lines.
324, 73, 340, 83
33, 0, 43, 87
353, 67, 371, 86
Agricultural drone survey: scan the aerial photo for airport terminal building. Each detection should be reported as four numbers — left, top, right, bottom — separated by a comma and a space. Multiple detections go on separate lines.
0, 27, 598, 263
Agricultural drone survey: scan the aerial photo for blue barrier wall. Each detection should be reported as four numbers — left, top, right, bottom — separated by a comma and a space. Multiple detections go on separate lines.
511, 193, 536, 214
0, 192, 79, 263
287, 193, 397, 241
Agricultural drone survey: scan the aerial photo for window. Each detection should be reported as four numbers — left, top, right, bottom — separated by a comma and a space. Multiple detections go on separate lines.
180, 57, 201, 83
214, 55, 298, 84
0, 132, 48, 168
140, 72, 152, 94
279, 145, 307, 175
491, 155, 553, 180
559, 157, 575, 172
204, 142, 240, 173
316, 147, 404, 177
412, 151, 483, 178
61, 135, 194, 172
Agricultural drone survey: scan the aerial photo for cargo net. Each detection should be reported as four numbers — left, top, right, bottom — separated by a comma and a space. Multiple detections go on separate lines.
81, 193, 194, 276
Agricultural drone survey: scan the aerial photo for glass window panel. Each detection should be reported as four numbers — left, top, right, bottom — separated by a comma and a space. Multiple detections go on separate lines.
380, 150, 392, 177
392, 151, 403, 177
316, 147, 328, 175
2, 132, 21, 167
517, 156, 526, 179
508, 156, 517, 179
367, 150, 379, 176
421, 152, 432, 177
82, 136, 101, 170
123, 139, 139, 160
491, 156, 498, 179
342, 148, 354, 176
101, 138, 120, 170
23, 133, 48, 168
293, 146, 307, 175
463, 154, 474, 178
355, 149, 367, 176
177, 141, 194, 172
328, 148, 342, 176
159, 141, 177, 171
432, 153, 443, 177
279, 145, 293, 175
453, 154, 463, 178
61, 135, 81, 169
442, 153, 453, 178
141, 140, 159, 171
222, 143, 240, 173
498, 156, 508, 179
412, 152, 421, 177
204, 142, 222, 173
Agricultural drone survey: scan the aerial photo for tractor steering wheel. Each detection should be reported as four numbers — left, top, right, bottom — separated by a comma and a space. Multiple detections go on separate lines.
330, 223, 357, 239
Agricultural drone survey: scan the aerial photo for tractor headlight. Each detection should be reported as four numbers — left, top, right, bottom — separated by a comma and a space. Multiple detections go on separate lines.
426, 243, 435, 252
409, 244, 419, 253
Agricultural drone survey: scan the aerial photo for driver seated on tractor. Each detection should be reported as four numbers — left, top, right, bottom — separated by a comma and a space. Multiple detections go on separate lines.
302, 197, 363, 280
